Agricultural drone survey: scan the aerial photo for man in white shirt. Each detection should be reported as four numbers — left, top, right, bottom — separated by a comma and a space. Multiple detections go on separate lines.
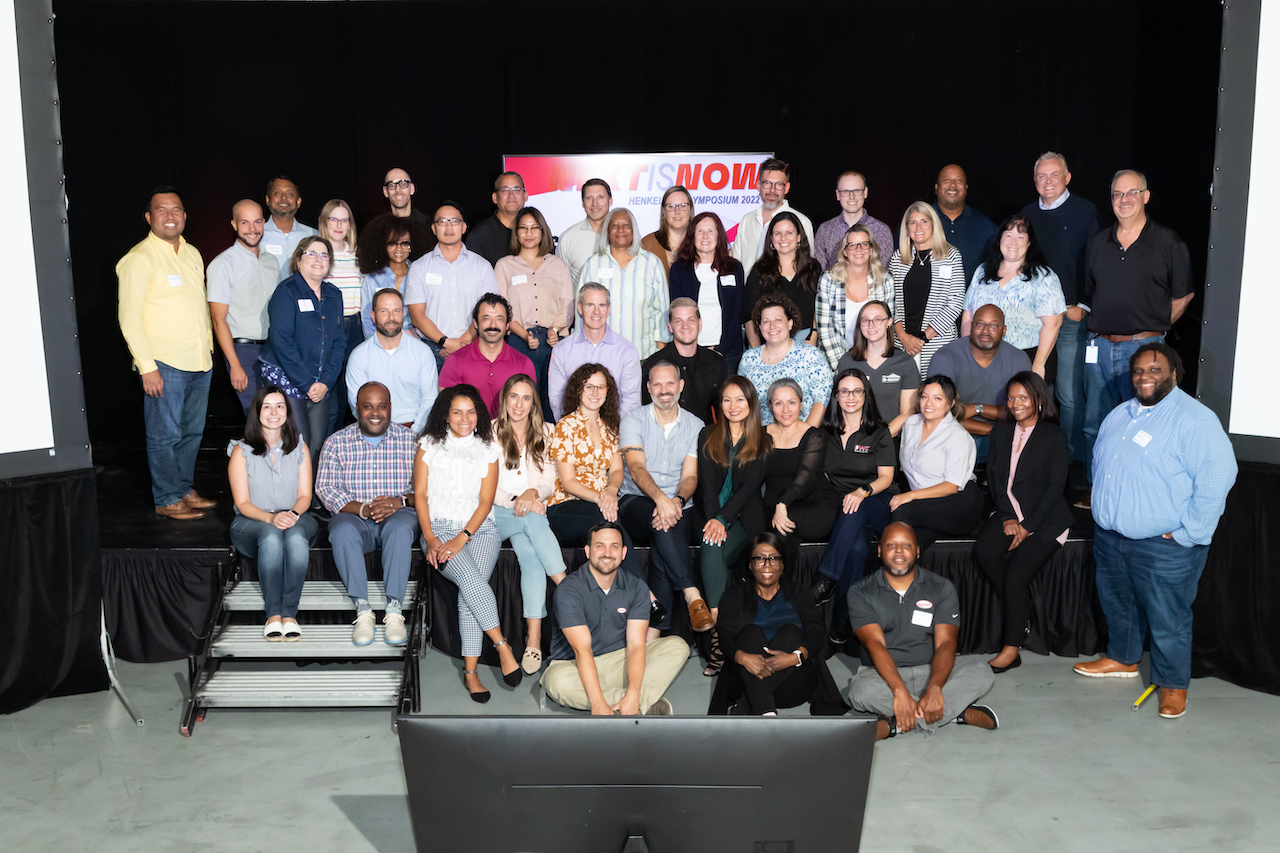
346, 288, 439, 434
557, 178, 612, 282
207, 199, 279, 415
730, 158, 815, 271
259, 176, 317, 282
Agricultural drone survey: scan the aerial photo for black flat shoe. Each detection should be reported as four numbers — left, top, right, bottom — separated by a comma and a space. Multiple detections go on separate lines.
463, 668, 491, 703
990, 654, 1022, 674
492, 637, 524, 687
649, 599, 668, 627
809, 575, 838, 606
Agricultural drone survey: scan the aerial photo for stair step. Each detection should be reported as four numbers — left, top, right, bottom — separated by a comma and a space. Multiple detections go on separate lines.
196, 670, 402, 707
224, 580, 418, 612
210, 625, 408, 658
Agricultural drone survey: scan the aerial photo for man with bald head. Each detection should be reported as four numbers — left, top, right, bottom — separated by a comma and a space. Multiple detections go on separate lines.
932, 164, 997, 286
848, 522, 998, 740
383, 167, 429, 224
316, 381, 421, 645
208, 199, 280, 415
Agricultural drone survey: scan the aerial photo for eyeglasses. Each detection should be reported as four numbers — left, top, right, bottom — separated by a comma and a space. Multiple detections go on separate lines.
759, 180, 787, 191
386, 240, 412, 249
859, 316, 890, 327
435, 217, 463, 226
302, 250, 329, 260
663, 202, 691, 211
327, 216, 350, 225
1110, 189, 1144, 201
583, 383, 608, 394
972, 321, 1002, 331
385, 179, 412, 189
836, 188, 867, 197
749, 555, 783, 567
844, 241, 871, 251
497, 186, 526, 195
837, 387, 866, 398
517, 225, 543, 232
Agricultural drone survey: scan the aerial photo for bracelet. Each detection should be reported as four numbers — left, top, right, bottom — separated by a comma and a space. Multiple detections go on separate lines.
462, 528, 473, 539
795, 651, 803, 667
359, 502, 370, 520
400, 495, 407, 508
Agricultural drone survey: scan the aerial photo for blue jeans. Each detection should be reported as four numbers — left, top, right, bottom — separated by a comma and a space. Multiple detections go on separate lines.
327, 508, 421, 605
493, 504, 567, 619
143, 361, 211, 507
817, 491, 893, 625
230, 512, 320, 617
1094, 526, 1209, 689
1083, 333, 1163, 481
229, 342, 263, 418
424, 338, 447, 372
619, 494, 696, 630
507, 327, 554, 423
287, 395, 331, 473
1054, 316, 1088, 463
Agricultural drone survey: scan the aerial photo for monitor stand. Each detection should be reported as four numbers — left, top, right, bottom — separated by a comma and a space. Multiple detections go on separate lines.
621, 835, 650, 853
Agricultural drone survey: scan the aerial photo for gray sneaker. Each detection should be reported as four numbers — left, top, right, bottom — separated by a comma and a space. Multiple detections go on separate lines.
383, 612, 407, 645
352, 611, 376, 646
646, 697, 674, 716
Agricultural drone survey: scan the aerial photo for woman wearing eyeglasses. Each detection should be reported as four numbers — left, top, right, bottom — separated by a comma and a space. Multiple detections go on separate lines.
667, 211, 746, 373
815, 224, 895, 370
495, 207, 574, 422
708, 532, 850, 715
258, 235, 346, 471
836, 301, 920, 438
318, 199, 363, 430
357, 214, 432, 338
641, 186, 694, 276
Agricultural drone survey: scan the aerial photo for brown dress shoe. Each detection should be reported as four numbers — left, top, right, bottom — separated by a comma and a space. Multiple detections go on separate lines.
1072, 492, 1092, 510
182, 490, 216, 509
156, 501, 206, 520
1073, 657, 1139, 678
687, 599, 714, 633
1158, 688, 1188, 719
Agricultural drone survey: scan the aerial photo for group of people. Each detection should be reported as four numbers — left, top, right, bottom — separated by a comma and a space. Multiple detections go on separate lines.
115, 153, 1237, 728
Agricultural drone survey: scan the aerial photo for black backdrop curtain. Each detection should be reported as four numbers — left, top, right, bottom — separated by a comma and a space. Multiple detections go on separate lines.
0, 469, 108, 714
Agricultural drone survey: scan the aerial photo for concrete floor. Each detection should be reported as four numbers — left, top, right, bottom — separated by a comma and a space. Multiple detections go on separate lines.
3, 650, 1278, 853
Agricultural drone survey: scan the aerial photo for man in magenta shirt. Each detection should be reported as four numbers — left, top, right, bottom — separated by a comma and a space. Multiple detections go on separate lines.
437, 293, 535, 418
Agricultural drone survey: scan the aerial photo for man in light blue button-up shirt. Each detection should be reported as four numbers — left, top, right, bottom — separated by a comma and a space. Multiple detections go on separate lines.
1074, 342, 1236, 719
345, 289, 439, 434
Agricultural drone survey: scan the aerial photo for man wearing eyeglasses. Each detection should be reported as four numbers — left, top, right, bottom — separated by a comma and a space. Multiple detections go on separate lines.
558, 178, 613, 283
813, 171, 895, 270
260, 176, 318, 283
382, 168, 429, 225
405, 202, 499, 370
1078, 170, 1193, 502
730, 158, 815, 271
465, 172, 527, 265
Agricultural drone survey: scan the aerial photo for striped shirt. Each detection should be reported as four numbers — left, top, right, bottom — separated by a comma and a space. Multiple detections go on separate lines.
814, 270, 895, 370
577, 249, 668, 359
888, 246, 965, 378
1091, 387, 1236, 546
315, 423, 417, 512
329, 248, 363, 316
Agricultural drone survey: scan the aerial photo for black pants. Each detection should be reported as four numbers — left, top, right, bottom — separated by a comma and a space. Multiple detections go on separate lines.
973, 512, 1063, 646
547, 499, 644, 582
889, 480, 983, 552
618, 495, 695, 630
773, 494, 839, 571
734, 623, 819, 714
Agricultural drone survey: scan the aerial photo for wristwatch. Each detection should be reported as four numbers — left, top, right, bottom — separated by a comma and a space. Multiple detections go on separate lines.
975, 403, 985, 417
862, 485, 874, 497
436, 334, 448, 348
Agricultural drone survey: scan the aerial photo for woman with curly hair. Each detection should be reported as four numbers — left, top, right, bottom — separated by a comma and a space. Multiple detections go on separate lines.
739, 293, 833, 427
414, 383, 522, 702
356, 213, 433, 338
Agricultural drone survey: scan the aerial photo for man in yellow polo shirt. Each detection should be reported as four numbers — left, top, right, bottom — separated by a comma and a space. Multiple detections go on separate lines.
117, 187, 216, 520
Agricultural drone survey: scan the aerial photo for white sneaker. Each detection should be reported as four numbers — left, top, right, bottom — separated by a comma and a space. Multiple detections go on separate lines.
383, 612, 407, 645
352, 611, 376, 645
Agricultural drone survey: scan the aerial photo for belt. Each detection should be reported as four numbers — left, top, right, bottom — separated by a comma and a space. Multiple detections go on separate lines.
1096, 331, 1161, 343
233, 337, 267, 345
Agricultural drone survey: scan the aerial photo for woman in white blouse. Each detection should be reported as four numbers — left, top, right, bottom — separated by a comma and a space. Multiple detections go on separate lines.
887, 202, 965, 378
889, 374, 983, 552
815, 223, 896, 370
414, 383, 522, 702
493, 375, 568, 675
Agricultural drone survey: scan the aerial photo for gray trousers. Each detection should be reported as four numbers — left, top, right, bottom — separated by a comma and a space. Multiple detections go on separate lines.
849, 655, 994, 734
327, 508, 420, 605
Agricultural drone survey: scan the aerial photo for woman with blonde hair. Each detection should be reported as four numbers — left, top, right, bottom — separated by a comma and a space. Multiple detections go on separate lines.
887, 202, 965, 377
318, 198, 363, 429
815, 223, 895, 370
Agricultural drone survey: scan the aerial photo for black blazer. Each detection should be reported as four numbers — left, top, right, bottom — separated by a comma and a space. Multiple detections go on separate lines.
708, 579, 850, 716
668, 259, 745, 367
696, 426, 767, 536
985, 420, 1073, 537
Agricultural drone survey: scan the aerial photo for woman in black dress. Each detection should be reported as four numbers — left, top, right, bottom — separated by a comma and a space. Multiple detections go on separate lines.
762, 378, 838, 570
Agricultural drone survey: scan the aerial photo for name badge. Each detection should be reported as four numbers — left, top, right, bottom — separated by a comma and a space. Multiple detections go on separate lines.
882, 372, 901, 383
167, 274, 184, 288
598, 269, 615, 280
511, 274, 528, 285
938, 266, 952, 280
719, 275, 736, 287
1085, 344, 1099, 364
425, 272, 443, 286
264, 244, 283, 256
911, 609, 934, 628
1133, 430, 1153, 448
298, 299, 315, 312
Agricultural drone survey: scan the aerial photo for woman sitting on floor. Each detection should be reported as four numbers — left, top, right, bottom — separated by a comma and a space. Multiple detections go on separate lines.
227, 384, 320, 641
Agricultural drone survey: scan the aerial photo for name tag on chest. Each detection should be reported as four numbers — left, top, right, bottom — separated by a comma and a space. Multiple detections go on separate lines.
911, 609, 933, 628
598, 269, 615, 280
167, 274, 184, 288
1132, 430, 1153, 448
511, 274, 528, 285
425, 273, 443, 286
298, 299, 315, 312
938, 266, 952, 280
264, 244, 283, 256
719, 275, 735, 287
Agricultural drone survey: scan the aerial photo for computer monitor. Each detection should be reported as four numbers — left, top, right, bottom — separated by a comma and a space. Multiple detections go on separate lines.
397, 714, 877, 853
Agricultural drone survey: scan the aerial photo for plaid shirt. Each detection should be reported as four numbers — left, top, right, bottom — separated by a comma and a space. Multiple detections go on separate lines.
814, 270, 895, 370
315, 423, 417, 512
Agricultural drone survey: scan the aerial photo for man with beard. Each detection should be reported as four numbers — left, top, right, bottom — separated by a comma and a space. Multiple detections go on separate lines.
382, 167, 429, 224
542, 522, 687, 715
557, 178, 613, 283
730, 158, 815, 271
640, 298, 727, 424
619, 361, 711, 638
848, 522, 998, 740
207, 199, 279, 415
345, 289, 439, 433
932, 164, 997, 287
260, 176, 317, 282
927, 304, 1031, 459
316, 382, 420, 645
436, 293, 535, 417
465, 171, 527, 264
1074, 343, 1236, 720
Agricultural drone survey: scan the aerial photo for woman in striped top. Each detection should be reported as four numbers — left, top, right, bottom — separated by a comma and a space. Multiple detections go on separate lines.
888, 202, 965, 378
319, 199, 363, 429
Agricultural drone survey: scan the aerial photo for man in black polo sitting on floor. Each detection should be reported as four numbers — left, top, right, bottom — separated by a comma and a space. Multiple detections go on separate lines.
848, 522, 998, 740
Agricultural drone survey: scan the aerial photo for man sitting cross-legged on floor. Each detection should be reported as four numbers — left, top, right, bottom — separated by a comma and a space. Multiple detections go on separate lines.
848, 521, 999, 740
316, 381, 420, 645
542, 522, 689, 715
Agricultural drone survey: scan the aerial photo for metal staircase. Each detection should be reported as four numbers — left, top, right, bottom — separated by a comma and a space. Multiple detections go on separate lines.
180, 551, 430, 736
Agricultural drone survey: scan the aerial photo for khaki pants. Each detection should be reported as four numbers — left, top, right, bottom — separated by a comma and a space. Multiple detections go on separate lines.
543, 636, 688, 714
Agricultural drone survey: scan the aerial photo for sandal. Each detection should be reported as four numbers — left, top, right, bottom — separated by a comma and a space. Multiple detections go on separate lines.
521, 646, 543, 675
702, 629, 724, 677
